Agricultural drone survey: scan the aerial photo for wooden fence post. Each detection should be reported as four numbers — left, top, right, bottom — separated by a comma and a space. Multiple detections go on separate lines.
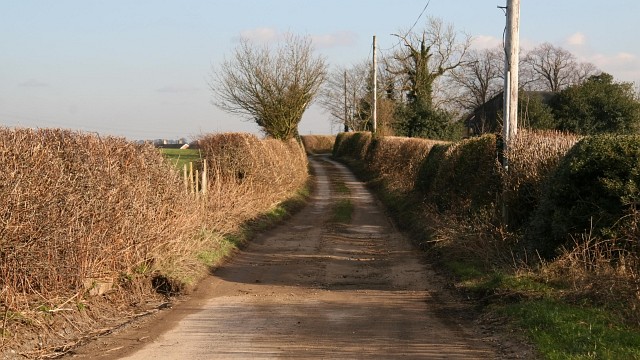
183, 164, 188, 194
202, 161, 207, 196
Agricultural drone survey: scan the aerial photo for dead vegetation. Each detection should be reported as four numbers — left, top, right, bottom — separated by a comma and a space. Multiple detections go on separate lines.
300, 135, 336, 155
0, 129, 308, 358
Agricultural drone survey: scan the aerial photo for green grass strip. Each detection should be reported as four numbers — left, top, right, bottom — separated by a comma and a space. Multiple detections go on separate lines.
331, 199, 354, 223
502, 299, 640, 359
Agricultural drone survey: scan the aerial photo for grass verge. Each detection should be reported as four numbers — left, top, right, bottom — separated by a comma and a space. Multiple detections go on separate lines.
331, 199, 354, 224
441, 254, 640, 359
502, 299, 640, 359
199, 185, 312, 269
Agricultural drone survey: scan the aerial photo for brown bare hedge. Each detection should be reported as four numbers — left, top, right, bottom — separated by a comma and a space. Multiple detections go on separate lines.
197, 133, 308, 234
0, 129, 197, 307
300, 135, 335, 154
366, 136, 445, 194
0, 129, 308, 356
502, 130, 581, 229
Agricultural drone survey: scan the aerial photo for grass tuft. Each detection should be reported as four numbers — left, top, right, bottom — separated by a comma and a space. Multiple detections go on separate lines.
331, 199, 354, 224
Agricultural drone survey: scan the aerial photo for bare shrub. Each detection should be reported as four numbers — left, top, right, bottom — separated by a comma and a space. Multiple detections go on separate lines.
542, 226, 640, 324
300, 135, 335, 154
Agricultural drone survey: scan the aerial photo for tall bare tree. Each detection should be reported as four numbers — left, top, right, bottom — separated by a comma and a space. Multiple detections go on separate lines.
387, 17, 471, 107
318, 62, 372, 132
450, 47, 504, 111
522, 42, 599, 92
384, 16, 471, 138
210, 34, 327, 140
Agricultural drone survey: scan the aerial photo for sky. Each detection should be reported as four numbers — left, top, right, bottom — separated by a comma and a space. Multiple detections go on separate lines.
1, 0, 639, 141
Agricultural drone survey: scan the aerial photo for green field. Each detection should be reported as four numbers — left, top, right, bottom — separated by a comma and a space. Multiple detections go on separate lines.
160, 148, 202, 170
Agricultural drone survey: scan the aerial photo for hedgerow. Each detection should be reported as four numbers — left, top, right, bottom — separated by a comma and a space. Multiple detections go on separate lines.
0, 129, 308, 357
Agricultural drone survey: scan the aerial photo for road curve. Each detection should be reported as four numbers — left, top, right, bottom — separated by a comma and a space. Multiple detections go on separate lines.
71, 155, 499, 359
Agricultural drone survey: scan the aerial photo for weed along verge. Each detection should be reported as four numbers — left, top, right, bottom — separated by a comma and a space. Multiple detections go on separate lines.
0, 130, 308, 358
333, 131, 640, 359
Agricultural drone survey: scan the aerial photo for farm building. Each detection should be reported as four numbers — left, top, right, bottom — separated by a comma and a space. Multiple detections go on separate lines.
465, 91, 556, 136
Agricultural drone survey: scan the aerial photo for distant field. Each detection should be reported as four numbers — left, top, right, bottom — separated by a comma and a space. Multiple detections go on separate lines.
161, 148, 202, 170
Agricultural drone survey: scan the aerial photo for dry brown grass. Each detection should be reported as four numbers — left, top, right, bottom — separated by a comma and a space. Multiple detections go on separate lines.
542, 226, 640, 324
300, 135, 335, 154
0, 129, 309, 357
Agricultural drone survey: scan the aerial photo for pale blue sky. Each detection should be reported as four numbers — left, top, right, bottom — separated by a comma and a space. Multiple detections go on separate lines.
1, 1, 638, 140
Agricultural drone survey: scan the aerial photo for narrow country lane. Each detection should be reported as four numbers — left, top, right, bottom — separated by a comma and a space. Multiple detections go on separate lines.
70, 155, 503, 359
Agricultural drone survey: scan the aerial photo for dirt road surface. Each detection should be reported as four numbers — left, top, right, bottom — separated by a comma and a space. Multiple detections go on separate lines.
69, 156, 526, 359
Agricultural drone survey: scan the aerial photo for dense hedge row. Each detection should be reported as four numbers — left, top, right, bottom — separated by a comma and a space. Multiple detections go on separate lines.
300, 135, 335, 154
332, 131, 640, 257
0, 129, 196, 304
0, 129, 308, 355
197, 133, 308, 233
530, 134, 640, 254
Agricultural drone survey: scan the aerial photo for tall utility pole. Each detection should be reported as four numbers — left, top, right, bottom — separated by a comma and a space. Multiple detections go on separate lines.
502, 0, 520, 167
372, 35, 378, 133
343, 70, 349, 132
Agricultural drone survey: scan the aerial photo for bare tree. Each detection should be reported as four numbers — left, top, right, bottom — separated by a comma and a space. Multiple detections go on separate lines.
450, 47, 504, 111
522, 42, 599, 92
210, 34, 327, 140
318, 62, 372, 132
381, 16, 471, 138
386, 17, 472, 107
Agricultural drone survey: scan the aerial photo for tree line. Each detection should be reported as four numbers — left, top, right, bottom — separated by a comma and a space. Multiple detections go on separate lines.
209, 18, 640, 141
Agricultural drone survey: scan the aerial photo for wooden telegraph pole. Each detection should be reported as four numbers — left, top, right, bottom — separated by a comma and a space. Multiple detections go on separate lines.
344, 70, 349, 132
501, 0, 520, 225
502, 0, 520, 168
372, 35, 378, 133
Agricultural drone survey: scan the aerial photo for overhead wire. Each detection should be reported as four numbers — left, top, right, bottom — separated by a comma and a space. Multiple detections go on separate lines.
379, 0, 432, 52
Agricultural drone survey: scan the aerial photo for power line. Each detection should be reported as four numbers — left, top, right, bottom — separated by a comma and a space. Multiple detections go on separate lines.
380, 0, 432, 52
408, 0, 432, 36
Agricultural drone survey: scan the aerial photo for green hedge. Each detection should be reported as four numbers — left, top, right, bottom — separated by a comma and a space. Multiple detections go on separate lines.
427, 134, 502, 214
333, 131, 373, 161
531, 134, 640, 254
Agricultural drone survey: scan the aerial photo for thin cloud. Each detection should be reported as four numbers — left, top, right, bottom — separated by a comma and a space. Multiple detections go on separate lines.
567, 32, 586, 46
577, 51, 639, 83
235, 28, 356, 48
470, 35, 501, 50
19, 79, 49, 87
311, 31, 357, 48
236, 27, 280, 43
